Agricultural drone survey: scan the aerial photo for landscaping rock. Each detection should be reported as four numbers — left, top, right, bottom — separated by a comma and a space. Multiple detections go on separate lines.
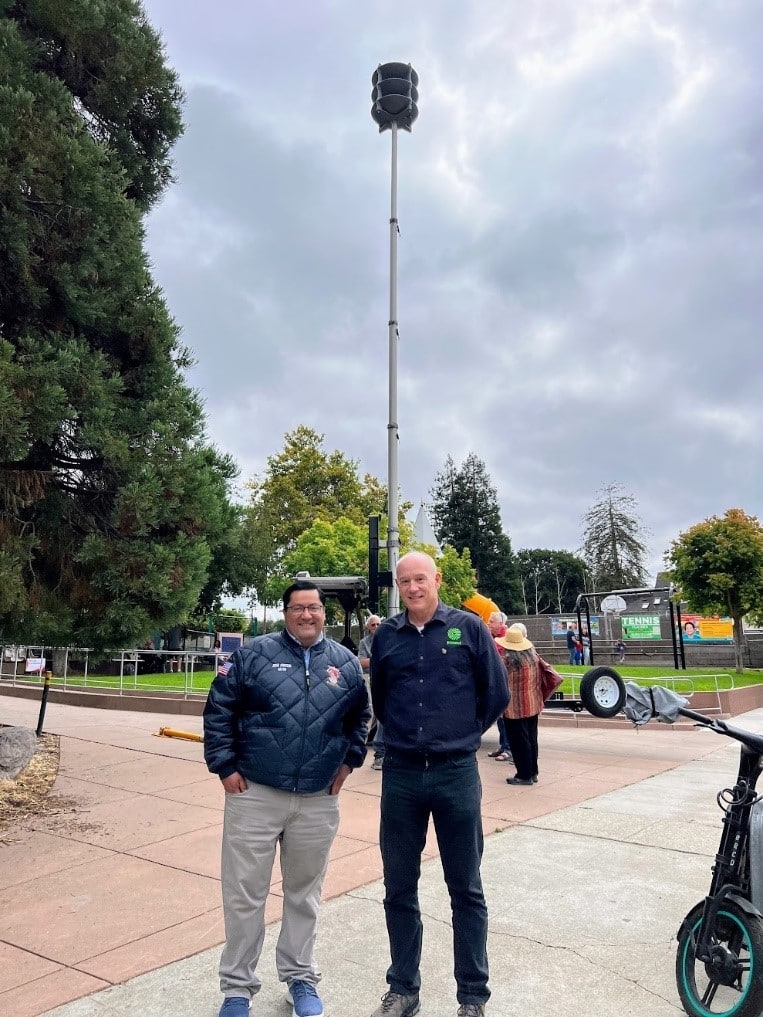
0, 726, 39, 780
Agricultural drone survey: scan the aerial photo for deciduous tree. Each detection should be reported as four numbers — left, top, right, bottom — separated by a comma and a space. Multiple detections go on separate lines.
280, 518, 369, 593
516, 549, 587, 614
435, 545, 477, 609
667, 508, 763, 673
242, 426, 410, 606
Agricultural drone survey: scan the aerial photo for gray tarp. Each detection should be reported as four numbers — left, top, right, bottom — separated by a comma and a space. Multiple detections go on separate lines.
623, 682, 688, 726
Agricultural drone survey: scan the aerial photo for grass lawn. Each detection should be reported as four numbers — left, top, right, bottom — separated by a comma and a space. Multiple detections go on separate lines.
40, 670, 216, 695
555, 665, 763, 695
19, 663, 763, 698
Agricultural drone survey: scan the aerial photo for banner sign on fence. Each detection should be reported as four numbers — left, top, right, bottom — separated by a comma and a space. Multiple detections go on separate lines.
25, 657, 46, 673
680, 614, 733, 643
622, 615, 661, 640
551, 616, 600, 637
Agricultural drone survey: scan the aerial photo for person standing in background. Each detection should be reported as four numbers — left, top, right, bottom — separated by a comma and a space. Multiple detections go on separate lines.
358, 614, 385, 770
496, 625, 544, 787
485, 612, 512, 762
566, 624, 577, 665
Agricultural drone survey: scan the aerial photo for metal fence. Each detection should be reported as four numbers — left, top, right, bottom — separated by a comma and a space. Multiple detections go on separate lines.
0, 644, 224, 699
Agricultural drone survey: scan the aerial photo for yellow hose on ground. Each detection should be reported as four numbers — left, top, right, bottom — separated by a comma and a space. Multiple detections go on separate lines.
155, 727, 204, 742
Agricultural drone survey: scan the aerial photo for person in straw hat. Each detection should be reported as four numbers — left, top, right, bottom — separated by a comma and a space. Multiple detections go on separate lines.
495, 623, 544, 786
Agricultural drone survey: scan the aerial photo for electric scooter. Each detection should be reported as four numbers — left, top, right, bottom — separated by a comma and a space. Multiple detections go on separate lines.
608, 683, 763, 1017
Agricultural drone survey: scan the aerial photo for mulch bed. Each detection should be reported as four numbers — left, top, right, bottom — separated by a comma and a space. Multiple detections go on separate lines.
0, 733, 61, 835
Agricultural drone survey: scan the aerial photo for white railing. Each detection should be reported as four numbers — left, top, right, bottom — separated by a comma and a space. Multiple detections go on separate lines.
0, 645, 225, 699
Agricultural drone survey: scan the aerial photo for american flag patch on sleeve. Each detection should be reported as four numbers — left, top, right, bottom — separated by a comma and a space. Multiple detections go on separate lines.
217, 658, 231, 677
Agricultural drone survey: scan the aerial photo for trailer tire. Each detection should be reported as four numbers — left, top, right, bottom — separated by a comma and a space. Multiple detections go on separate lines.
580, 667, 626, 718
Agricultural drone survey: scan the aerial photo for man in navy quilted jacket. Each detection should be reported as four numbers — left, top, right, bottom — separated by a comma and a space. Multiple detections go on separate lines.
204, 579, 370, 1017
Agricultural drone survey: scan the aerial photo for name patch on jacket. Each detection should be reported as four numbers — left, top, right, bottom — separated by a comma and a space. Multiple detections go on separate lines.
271, 662, 293, 672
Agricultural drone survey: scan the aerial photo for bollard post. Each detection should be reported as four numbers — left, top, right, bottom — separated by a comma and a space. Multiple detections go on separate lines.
36, 670, 52, 737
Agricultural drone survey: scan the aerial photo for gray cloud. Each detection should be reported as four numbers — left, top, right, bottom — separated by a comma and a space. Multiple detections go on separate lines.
143, 0, 763, 577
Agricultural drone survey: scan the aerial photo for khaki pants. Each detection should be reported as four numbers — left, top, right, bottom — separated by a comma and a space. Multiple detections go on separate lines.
219, 781, 340, 997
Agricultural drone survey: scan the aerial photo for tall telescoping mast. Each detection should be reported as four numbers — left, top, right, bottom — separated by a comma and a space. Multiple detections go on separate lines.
370, 62, 419, 614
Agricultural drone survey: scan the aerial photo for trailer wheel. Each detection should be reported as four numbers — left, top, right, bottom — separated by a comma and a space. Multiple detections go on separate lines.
580, 667, 626, 718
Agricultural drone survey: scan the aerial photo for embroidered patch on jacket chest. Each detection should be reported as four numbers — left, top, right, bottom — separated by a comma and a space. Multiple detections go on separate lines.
446, 627, 463, 646
326, 666, 342, 686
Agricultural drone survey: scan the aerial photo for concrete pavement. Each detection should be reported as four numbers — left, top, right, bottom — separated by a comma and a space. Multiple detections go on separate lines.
1, 689, 758, 1017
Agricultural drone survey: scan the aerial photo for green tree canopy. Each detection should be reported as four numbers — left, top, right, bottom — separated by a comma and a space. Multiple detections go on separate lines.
0, 1, 233, 647
581, 483, 650, 591
429, 454, 521, 611
279, 517, 369, 596
435, 544, 477, 609
242, 426, 410, 606
7, 0, 183, 211
516, 548, 588, 614
191, 449, 252, 615
667, 508, 763, 673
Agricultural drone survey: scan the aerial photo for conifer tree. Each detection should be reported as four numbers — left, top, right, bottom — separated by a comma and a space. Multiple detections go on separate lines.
429, 454, 521, 611
0, 1, 235, 647
581, 484, 650, 591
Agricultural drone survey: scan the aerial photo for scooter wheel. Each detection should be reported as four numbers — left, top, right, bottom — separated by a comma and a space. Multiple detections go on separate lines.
676, 899, 763, 1017
579, 666, 626, 718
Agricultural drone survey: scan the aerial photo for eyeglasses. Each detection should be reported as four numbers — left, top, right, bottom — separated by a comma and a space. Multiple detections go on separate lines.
285, 604, 324, 616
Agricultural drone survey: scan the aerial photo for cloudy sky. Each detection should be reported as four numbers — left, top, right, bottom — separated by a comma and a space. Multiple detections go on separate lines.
141, 0, 762, 578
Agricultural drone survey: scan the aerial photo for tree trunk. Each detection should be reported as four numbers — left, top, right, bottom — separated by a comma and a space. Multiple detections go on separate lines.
733, 613, 744, 673
52, 646, 67, 677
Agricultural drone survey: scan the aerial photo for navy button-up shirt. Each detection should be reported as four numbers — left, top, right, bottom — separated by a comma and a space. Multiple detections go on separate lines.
370, 603, 509, 754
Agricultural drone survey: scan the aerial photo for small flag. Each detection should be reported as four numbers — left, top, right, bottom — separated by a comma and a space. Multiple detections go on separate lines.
217, 658, 231, 677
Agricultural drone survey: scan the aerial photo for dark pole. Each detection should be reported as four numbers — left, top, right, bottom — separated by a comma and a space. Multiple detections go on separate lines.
585, 601, 594, 665
675, 600, 686, 670
668, 598, 679, 670
368, 515, 380, 615
36, 670, 52, 737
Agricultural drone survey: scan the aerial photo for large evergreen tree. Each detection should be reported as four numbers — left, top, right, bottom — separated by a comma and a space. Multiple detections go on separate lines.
429, 454, 521, 611
581, 483, 650, 591
0, 1, 234, 647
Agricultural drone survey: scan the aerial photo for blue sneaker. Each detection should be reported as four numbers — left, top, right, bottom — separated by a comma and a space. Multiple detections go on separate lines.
287, 980, 324, 1017
219, 998, 249, 1017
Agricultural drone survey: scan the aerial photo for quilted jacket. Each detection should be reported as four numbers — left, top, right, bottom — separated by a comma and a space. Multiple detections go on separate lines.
203, 631, 370, 792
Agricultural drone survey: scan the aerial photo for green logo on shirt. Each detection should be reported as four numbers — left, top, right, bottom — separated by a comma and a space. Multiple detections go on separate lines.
446, 627, 462, 645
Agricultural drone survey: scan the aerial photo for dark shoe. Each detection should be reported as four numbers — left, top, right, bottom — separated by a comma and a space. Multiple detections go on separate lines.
506, 775, 533, 786
532, 775, 538, 783
287, 980, 324, 1017
371, 991, 421, 1017
458, 1005, 486, 1017
494, 751, 513, 761
219, 998, 250, 1017
487, 749, 503, 757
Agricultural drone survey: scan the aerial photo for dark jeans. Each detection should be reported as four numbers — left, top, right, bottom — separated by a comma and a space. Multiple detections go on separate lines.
374, 721, 386, 758
379, 750, 489, 1005
504, 715, 539, 779
496, 716, 510, 753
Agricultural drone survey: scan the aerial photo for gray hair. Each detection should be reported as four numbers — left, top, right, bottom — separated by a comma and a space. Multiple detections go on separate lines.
508, 622, 527, 637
